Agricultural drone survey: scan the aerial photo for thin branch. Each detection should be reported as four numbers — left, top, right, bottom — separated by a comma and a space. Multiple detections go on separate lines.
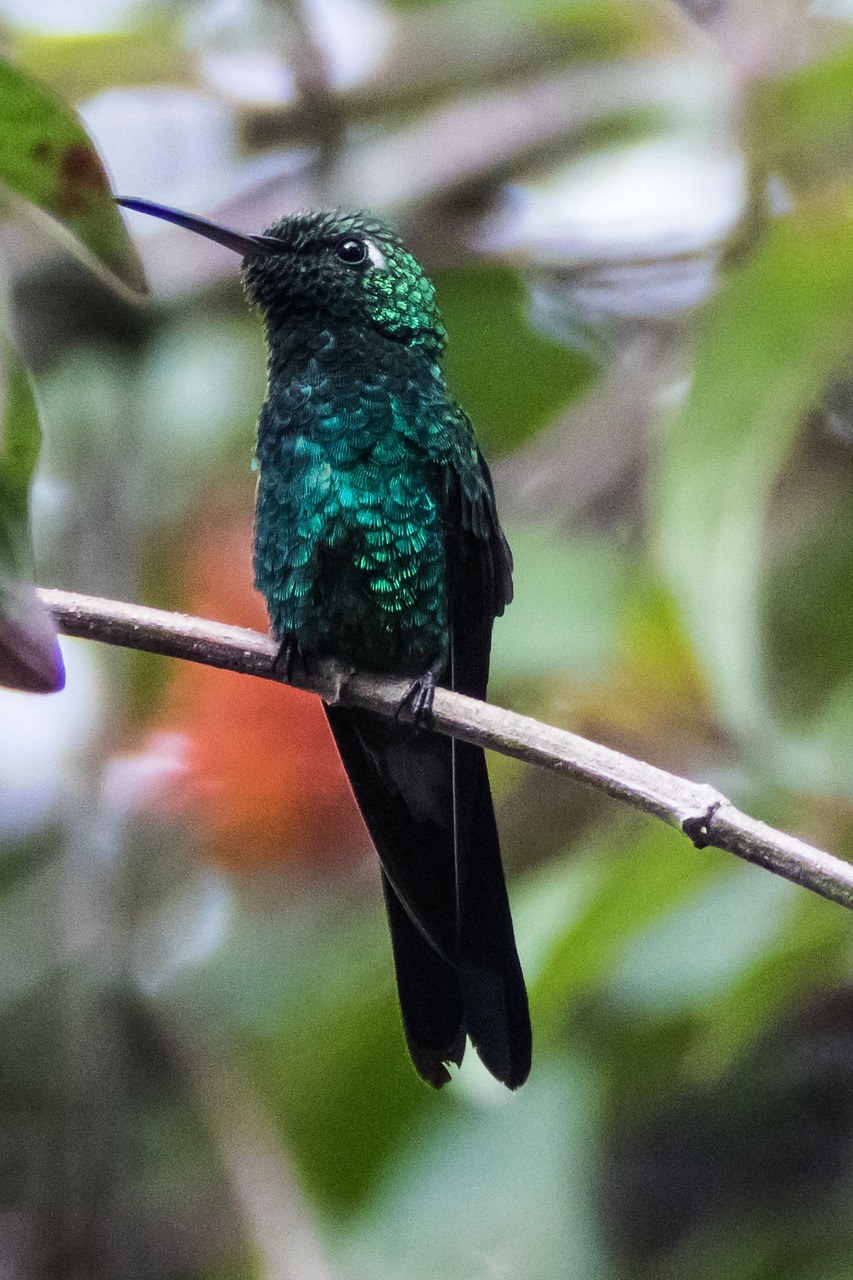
38, 587, 853, 913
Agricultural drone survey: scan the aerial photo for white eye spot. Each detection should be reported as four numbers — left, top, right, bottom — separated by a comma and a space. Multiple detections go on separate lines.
334, 236, 386, 269
365, 239, 387, 270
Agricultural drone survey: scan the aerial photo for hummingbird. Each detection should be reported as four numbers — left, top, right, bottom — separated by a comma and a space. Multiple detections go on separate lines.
117, 197, 532, 1089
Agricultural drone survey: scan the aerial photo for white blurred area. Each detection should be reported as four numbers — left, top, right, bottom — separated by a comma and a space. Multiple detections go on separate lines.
474, 49, 746, 336
485, 139, 745, 267
190, 0, 392, 100
80, 87, 244, 214
0, 637, 102, 837
0, 0, 144, 33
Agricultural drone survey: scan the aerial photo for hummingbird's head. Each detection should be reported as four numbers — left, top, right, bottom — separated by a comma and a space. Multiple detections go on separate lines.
244, 210, 447, 350
116, 199, 447, 351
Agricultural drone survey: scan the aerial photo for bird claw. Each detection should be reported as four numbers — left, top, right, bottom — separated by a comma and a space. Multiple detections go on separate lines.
397, 669, 437, 729
273, 633, 308, 684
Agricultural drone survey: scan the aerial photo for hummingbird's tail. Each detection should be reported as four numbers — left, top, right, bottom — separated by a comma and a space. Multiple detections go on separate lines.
324, 704, 531, 1089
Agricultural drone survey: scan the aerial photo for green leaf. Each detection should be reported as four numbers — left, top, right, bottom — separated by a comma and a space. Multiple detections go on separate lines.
751, 44, 853, 194
179, 893, 438, 1218
0, 341, 63, 693
339, 1064, 606, 1280
655, 210, 853, 737
524, 821, 724, 1034
763, 497, 853, 724
436, 265, 594, 455
242, 921, 438, 1218
387, 0, 662, 70
0, 352, 39, 576
686, 883, 853, 1078
15, 15, 188, 105
490, 524, 624, 682
0, 58, 145, 293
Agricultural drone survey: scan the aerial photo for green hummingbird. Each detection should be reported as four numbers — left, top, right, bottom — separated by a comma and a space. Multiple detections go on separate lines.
118, 198, 531, 1089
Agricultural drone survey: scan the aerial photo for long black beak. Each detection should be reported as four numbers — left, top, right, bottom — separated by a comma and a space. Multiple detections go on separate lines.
116, 197, 283, 259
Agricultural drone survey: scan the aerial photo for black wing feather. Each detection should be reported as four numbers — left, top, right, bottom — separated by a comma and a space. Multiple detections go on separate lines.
443, 440, 530, 1088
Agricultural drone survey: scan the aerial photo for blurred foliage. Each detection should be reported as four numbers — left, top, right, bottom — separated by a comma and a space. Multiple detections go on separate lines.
0, 339, 64, 692
0, 58, 143, 287
4, 1, 853, 1279
0, 53, 143, 697
657, 212, 853, 738
14, 15, 190, 102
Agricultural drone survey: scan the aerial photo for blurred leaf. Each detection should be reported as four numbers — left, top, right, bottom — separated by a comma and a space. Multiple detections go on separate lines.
618, 577, 713, 717
0, 342, 63, 693
0, 861, 59, 1005
176, 893, 438, 1219
324, 0, 669, 154
491, 525, 623, 682
242, 918, 438, 1218
202, 1249, 263, 1280
547, 573, 718, 765
751, 44, 853, 194
340, 1064, 606, 1280
541, 0, 666, 48
526, 822, 724, 1034
386, 0, 665, 70
608, 862, 797, 1020
0, 58, 145, 293
0, 348, 40, 578
136, 314, 266, 481
804, 677, 853, 803
15, 15, 189, 104
656, 210, 853, 738
437, 265, 594, 454
0, 348, 39, 578
763, 493, 853, 724
202, 1249, 264, 1280
690, 884, 853, 1078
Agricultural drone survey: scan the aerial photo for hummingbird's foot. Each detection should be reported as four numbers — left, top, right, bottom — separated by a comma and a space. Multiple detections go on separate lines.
397, 668, 438, 730
273, 633, 308, 684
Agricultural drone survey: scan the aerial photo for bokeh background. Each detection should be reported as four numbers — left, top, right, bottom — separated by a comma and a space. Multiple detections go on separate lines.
4, 0, 853, 1276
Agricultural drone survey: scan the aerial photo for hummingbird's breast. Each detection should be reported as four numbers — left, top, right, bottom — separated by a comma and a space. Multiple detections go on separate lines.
254, 360, 450, 674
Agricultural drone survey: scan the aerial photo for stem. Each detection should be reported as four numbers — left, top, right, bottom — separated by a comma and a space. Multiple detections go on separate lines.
38, 586, 853, 913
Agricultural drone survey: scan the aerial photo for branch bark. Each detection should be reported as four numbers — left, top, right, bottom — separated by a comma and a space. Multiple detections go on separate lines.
38, 586, 853, 913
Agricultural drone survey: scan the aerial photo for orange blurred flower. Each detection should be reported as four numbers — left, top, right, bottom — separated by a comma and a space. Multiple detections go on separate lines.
155, 511, 368, 871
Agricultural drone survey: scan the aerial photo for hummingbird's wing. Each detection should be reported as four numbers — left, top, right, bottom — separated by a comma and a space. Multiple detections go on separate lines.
442, 434, 513, 697
440, 429, 531, 1089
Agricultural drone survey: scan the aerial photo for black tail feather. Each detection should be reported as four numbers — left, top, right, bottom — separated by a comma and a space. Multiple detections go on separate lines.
380, 869, 466, 1087
325, 704, 530, 1089
454, 738, 531, 1089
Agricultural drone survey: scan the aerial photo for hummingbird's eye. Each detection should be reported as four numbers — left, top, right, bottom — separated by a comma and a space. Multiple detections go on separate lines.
335, 237, 369, 265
